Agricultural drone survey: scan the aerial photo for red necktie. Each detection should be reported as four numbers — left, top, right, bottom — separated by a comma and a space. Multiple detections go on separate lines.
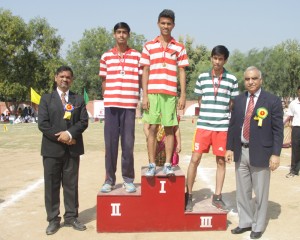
61, 92, 67, 106
243, 94, 254, 141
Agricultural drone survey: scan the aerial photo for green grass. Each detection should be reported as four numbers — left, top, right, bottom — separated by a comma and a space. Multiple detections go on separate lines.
0, 118, 197, 155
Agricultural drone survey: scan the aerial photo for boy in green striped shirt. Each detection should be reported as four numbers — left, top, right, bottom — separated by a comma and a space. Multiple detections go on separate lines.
185, 45, 239, 212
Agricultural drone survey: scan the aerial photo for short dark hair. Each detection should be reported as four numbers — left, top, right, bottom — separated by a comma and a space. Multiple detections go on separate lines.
113, 22, 130, 33
158, 9, 175, 23
211, 45, 230, 60
297, 86, 300, 91
55, 66, 73, 77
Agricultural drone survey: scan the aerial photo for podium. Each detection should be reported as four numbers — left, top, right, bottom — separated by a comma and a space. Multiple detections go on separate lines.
97, 166, 227, 232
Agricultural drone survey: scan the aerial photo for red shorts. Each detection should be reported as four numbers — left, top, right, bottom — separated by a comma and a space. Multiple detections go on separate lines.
192, 129, 227, 156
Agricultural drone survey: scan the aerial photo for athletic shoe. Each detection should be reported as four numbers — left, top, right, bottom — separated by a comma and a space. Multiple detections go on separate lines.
185, 193, 193, 212
123, 182, 136, 193
163, 163, 175, 176
286, 172, 296, 178
145, 163, 156, 177
212, 194, 228, 211
100, 183, 114, 193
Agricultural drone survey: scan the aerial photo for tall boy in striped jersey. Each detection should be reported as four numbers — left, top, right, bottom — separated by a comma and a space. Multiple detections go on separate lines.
99, 22, 142, 193
185, 45, 239, 212
140, 9, 189, 177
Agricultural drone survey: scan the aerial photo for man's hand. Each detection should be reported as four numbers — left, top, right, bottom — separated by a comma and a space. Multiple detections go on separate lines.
55, 131, 71, 144
269, 155, 280, 171
225, 150, 233, 163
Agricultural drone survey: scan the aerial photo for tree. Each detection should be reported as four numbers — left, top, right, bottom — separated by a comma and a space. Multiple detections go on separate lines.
262, 40, 300, 99
179, 36, 210, 100
66, 27, 146, 100
0, 9, 63, 114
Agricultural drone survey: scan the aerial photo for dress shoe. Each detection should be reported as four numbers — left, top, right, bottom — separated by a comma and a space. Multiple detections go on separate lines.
231, 226, 252, 234
46, 218, 61, 235
250, 231, 263, 239
64, 218, 87, 231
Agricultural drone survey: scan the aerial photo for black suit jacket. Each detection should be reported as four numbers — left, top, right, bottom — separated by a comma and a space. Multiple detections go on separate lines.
226, 89, 283, 167
38, 90, 89, 157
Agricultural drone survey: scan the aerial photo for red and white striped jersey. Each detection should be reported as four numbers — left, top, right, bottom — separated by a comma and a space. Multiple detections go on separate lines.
140, 36, 189, 96
99, 47, 142, 108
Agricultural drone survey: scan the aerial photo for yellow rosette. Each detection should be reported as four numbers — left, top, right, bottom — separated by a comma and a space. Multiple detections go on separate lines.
254, 107, 268, 127
63, 103, 74, 120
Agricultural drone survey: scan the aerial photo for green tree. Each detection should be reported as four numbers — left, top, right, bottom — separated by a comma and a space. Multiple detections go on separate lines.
262, 40, 300, 99
179, 36, 210, 100
66, 27, 146, 100
0, 9, 63, 113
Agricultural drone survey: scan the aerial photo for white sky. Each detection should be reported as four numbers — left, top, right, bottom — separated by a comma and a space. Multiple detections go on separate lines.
1, 0, 300, 56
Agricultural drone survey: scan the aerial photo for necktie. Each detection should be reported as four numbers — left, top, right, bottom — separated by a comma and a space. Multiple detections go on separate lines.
61, 92, 67, 106
243, 94, 254, 141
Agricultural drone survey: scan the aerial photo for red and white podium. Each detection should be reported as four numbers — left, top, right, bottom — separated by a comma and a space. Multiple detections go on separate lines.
97, 166, 227, 232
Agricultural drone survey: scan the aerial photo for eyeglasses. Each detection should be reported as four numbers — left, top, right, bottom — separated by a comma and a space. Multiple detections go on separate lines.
244, 77, 260, 81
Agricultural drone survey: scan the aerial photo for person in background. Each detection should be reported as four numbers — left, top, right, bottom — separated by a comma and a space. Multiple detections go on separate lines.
38, 66, 89, 235
99, 22, 142, 193
140, 9, 189, 177
225, 66, 283, 239
185, 45, 239, 212
284, 86, 300, 177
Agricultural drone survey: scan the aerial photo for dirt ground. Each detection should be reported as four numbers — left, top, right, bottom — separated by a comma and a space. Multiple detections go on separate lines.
0, 122, 299, 240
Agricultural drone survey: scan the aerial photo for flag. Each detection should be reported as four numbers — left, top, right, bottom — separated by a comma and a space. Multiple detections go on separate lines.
84, 88, 89, 104
31, 87, 41, 105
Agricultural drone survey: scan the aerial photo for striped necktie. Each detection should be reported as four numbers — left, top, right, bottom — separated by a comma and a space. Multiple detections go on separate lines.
243, 94, 254, 141
61, 92, 67, 106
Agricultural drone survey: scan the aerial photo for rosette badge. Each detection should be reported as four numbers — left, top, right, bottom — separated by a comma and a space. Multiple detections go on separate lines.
254, 107, 268, 127
64, 103, 74, 112
63, 103, 74, 120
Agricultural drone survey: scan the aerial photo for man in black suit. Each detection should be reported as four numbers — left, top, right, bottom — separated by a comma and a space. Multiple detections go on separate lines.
38, 66, 89, 235
225, 66, 283, 239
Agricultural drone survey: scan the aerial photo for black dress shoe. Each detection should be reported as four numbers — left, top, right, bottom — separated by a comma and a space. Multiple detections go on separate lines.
250, 231, 263, 239
46, 218, 61, 235
64, 218, 87, 231
231, 226, 252, 234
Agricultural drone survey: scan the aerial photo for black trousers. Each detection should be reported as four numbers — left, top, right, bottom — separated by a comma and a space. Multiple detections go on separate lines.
43, 153, 80, 222
291, 126, 300, 174
104, 107, 135, 185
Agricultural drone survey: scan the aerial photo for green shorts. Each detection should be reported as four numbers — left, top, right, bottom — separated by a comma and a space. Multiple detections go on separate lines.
142, 94, 178, 126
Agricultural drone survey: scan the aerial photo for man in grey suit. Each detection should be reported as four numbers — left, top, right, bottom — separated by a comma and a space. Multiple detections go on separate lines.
38, 66, 89, 235
225, 66, 283, 239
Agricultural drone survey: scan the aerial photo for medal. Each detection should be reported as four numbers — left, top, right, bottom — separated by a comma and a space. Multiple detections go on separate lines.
120, 70, 125, 76
212, 69, 223, 101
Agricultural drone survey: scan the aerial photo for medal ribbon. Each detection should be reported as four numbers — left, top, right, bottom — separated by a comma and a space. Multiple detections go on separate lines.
115, 47, 128, 75
211, 69, 223, 99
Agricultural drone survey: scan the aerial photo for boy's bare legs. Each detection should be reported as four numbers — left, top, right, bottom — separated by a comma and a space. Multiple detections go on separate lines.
185, 152, 202, 211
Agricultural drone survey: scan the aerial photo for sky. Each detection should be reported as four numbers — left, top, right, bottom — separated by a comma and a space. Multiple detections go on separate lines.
1, 0, 300, 57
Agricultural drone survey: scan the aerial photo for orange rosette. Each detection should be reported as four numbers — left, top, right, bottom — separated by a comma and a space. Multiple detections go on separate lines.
64, 103, 74, 112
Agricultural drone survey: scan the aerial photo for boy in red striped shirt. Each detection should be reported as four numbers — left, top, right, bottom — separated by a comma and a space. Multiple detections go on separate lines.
99, 22, 142, 193
140, 9, 189, 177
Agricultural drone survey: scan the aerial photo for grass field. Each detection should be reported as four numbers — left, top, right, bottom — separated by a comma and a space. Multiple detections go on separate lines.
0, 117, 198, 155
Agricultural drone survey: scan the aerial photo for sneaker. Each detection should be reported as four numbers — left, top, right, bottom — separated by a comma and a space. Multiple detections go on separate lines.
185, 193, 193, 212
212, 194, 228, 211
100, 183, 113, 193
145, 163, 156, 177
163, 163, 175, 176
286, 172, 296, 178
123, 182, 136, 193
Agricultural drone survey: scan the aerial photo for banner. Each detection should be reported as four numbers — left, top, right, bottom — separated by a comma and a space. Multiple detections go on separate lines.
84, 88, 89, 104
30, 88, 41, 105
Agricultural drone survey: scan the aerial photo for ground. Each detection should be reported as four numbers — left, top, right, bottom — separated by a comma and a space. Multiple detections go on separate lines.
0, 120, 299, 240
